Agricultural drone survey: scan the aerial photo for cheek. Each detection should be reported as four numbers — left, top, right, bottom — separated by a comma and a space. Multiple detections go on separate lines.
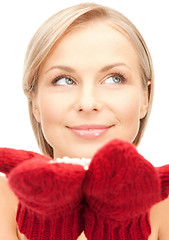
108, 89, 143, 141
38, 93, 68, 124
37, 93, 69, 149
120, 95, 141, 121
107, 88, 142, 119
35, 94, 62, 146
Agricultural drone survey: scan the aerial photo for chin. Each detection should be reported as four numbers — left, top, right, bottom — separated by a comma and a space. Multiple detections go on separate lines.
67, 141, 111, 159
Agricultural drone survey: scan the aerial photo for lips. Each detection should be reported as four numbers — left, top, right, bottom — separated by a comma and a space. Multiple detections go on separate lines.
66, 125, 112, 139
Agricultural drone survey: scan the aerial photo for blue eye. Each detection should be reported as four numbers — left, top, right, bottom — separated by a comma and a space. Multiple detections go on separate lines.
52, 76, 75, 86
104, 74, 126, 84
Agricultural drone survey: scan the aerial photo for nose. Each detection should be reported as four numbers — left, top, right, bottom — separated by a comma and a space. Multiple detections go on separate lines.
74, 84, 102, 113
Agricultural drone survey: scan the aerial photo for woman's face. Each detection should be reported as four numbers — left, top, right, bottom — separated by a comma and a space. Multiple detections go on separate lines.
33, 21, 149, 158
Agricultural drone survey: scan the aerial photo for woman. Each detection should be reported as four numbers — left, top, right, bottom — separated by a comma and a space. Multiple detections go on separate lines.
0, 3, 169, 239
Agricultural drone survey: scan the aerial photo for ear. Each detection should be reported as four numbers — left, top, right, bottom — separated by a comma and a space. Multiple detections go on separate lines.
140, 81, 151, 119
32, 101, 41, 123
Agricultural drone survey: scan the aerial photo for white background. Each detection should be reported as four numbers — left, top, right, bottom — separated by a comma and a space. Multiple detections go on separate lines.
0, 0, 168, 167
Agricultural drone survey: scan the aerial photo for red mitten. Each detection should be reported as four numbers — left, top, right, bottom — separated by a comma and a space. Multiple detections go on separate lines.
83, 139, 169, 240
0, 148, 85, 240
0, 148, 45, 175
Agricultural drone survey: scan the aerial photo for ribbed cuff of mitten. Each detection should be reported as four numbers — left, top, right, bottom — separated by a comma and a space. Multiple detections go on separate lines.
84, 207, 151, 240
17, 202, 84, 240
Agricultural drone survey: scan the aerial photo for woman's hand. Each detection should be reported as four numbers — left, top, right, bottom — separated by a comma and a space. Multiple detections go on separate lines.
83, 139, 169, 240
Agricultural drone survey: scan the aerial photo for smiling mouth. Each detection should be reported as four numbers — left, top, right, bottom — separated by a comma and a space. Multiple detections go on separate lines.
66, 124, 113, 139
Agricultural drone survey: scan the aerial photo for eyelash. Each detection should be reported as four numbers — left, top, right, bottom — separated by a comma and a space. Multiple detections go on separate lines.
51, 75, 76, 85
51, 72, 127, 85
104, 72, 127, 84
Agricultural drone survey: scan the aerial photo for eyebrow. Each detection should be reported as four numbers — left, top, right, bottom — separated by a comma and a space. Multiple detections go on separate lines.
100, 63, 131, 71
45, 63, 131, 74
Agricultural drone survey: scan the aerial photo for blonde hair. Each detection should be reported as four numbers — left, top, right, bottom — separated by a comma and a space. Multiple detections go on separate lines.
23, 3, 154, 158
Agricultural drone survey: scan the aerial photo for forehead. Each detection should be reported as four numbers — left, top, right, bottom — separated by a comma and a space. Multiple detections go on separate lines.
42, 21, 139, 73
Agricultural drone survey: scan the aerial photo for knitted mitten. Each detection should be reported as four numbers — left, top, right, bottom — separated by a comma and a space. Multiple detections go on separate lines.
83, 139, 169, 240
0, 148, 45, 175
0, 148, 85, 240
